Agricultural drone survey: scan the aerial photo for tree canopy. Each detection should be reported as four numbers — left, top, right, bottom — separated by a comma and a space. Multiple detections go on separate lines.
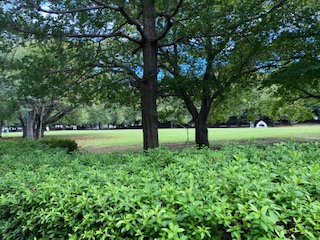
1, 0, 319, 147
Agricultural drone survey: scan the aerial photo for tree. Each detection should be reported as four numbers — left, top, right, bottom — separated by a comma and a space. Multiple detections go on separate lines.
157, 97, 191, 126
2, 0, 185, 149
3, 1, 319, 148
0, 52, 18, 138
0, 85, 16, 138
160, 0, 320, 147
61, 103, 141, 128
160, 1, 280, 146
3, 40, 112, 139
260, 0, 320, 100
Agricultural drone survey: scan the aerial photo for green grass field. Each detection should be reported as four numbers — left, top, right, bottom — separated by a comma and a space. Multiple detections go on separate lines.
3, 124, 320, 152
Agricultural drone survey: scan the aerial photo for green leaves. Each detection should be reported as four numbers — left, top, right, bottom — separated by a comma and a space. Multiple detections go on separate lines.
1, 141, 320, 239
161, 223, 186, 239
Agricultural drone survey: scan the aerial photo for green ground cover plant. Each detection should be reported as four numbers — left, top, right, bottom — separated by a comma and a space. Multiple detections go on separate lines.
0, 140, 320, 239
39, 138, 78, 153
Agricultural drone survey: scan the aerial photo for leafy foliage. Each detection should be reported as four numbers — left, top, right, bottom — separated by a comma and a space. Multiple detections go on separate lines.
40, 138, 78, 154
1, 141, 320, 239
266, 60, 320, 100
209, 85, 317, 124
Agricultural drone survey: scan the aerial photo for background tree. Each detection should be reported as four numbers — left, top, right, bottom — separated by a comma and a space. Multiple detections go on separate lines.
209, 85, 317, 126
159, 0, 320, 147
0, 52, 19, 138
3, 40, 116, 139
2, 0, 185, 149
157, 97, 191, 127
160, 1, 284, 146
0, 84, 17, 138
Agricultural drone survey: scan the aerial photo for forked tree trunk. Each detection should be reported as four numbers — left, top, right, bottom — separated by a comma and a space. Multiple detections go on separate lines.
141, 0, 159, 150
35, 122, 46, 139
182, 100, 211, 148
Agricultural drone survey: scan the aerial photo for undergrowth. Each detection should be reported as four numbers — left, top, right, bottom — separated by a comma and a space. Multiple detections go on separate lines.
0, 140, 319, 239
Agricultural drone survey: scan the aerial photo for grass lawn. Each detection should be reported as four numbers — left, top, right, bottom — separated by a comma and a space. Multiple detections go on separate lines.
3, 124, 320, 152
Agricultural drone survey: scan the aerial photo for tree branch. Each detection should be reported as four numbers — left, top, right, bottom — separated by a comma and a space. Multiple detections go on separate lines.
27, 0, 107, 14
293, 87, 320, 99
96, 62, 141, 82
157, 0, 183, 41
46, 105, 78, 124
117, 6, 144, 35
5, 24, 141, 44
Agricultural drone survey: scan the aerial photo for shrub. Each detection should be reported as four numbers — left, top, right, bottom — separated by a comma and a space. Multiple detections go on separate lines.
0, 141, 319, 239
40, 138, 78, 153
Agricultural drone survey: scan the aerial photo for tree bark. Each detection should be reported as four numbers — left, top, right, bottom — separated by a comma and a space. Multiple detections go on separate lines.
23, 104, 76, 140
193, 38, 215, 148
35, 106, 45, 139
195, 117, 209, 147
34, 121, 46, 139
21, 111, 36, 140
140, 0, 159, 149
0, 120, 3, 138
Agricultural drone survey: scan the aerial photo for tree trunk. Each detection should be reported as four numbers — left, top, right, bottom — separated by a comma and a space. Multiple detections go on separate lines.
0, 120, 3, 138
140, 0, 159, 150
35, 106, 45, 139
22, 111, 36, 140
34, 122, 45, 139
193, 38, 215, 148
40, 127, 45, 138
236, 119, 241, 127
195, 118, 209, 148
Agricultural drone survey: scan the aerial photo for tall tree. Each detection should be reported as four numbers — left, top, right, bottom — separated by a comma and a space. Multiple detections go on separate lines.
1, 0, 184, 149
160, 0, 320, 147
160, 1, 276, 146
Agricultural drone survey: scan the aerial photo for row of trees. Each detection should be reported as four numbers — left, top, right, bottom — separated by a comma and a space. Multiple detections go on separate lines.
55, 90, 319, 129
1, 0, 319, 148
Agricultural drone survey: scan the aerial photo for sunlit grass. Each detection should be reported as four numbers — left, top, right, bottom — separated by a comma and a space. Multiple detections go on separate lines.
3, 125, 320, 150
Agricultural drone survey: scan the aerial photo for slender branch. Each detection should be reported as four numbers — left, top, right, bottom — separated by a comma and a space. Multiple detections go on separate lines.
87, 77, 128, 96
241, 58, 294, 75
157, 17, 173, 41
117, 6, 144, 35
20, 1, 143, 45
6, 24, 141, 44
169, 0, 184, 18
157, 0, 183, 41
46, 105, 78, 124
90, 0, 144, 36
97, 61, 141, 82
116, 32, 142, 45
293, 87, 320, 99
27, 0, 106, 14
